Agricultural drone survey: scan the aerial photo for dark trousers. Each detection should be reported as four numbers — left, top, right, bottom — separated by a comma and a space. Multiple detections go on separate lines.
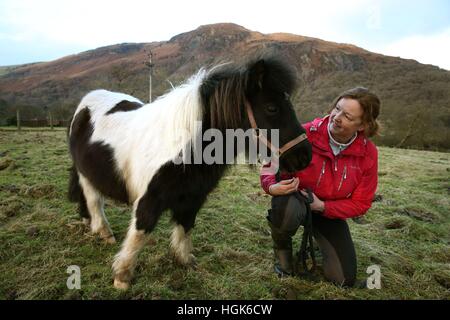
268, 194, 357, 287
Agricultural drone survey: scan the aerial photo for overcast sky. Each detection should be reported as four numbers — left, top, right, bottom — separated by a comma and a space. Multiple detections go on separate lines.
0, 0, 449, 70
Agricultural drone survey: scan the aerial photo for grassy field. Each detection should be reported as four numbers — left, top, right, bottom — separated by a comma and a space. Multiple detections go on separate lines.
0, 129, 449, 300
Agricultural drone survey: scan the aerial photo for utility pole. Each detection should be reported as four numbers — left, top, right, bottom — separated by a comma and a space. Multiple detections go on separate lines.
145, 50, 154, 103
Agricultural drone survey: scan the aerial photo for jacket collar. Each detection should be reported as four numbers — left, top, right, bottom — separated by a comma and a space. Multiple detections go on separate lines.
308, 115, 367, 158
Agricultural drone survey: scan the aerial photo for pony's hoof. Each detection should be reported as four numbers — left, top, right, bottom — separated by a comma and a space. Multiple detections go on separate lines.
188, 254, 197, 268
175, 253, 197, 268
104, 235, 116, 244
114, 278, 130, 290
95, 228, 115, 244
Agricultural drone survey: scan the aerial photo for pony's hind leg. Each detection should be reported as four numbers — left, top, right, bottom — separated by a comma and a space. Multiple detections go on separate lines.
68, 166, 90, 226
78, 173, 115, 244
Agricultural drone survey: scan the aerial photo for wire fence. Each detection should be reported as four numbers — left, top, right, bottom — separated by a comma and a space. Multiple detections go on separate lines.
6, 119, 71, 128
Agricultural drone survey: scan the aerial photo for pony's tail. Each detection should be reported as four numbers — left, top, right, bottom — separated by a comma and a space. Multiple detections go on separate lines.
68, 165, 81, 203
68, 165, 90, 220
67, 114, 81, 204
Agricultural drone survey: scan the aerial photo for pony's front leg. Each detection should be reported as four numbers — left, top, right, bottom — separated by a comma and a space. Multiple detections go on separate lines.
170, 225, 196, 266
112, 216, 147, 290
112, 196, 163, 290
170, 202, 202, 267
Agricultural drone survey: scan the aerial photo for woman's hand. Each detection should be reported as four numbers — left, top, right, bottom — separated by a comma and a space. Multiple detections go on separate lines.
300, 189, 325, 212
268, 178, 299, 196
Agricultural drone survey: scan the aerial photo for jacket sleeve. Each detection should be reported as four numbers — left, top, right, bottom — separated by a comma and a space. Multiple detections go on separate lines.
260, 172, 277, 195
322, 149, 378, 220
260, 163, 294, 195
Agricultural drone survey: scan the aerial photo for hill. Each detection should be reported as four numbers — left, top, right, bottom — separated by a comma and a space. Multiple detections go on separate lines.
0, 23, 449, 150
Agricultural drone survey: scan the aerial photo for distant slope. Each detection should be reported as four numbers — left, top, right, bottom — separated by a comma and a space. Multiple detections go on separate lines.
0, 63, 41, 76
0, 23, 449, 150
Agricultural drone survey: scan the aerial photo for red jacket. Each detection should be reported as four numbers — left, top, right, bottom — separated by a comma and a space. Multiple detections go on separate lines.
261, 115, 378, 220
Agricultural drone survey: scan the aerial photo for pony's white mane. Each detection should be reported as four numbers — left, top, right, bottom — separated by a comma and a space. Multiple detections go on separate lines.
151, 68, 207, 160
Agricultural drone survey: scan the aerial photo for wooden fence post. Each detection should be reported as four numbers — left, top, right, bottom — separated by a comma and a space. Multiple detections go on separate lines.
49, 111, 53, 130
17, 109, 21, 131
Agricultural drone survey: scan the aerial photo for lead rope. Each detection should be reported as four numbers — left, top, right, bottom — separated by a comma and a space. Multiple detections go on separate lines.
296, 188, 316, 274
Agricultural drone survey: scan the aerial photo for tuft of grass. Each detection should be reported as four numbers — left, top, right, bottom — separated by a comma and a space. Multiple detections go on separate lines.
0, 129, 449, 299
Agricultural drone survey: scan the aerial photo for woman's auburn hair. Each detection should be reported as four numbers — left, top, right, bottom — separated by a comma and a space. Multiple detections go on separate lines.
328, 87, 381, 138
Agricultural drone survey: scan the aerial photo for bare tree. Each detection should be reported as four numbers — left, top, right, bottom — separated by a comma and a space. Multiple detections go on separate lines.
110, 65, 128, 91
396, 112, 421, 148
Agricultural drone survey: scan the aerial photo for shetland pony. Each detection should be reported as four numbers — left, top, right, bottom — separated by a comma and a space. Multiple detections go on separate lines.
68, 56, 312, 289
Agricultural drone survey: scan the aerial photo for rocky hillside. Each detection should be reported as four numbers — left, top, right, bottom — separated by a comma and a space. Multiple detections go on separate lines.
0, 23, 449, 150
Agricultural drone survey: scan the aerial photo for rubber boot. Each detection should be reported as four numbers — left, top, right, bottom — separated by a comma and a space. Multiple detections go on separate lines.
269, 221, 294, 277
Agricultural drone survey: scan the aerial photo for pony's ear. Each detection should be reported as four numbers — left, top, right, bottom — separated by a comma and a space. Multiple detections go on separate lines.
248, 59, 265, 91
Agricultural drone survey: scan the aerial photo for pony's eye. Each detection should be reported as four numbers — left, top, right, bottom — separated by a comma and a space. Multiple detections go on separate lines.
266, 105, 278, 114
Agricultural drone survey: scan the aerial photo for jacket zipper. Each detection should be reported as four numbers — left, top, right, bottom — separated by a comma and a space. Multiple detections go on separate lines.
338, 165, 347, 191
316, 160, 326, 188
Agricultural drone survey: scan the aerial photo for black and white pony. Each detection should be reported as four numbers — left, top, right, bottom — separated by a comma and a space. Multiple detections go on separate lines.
68, 56, 312, 289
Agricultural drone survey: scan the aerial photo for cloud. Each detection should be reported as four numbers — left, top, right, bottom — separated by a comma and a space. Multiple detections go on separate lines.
375, 28, 450, 70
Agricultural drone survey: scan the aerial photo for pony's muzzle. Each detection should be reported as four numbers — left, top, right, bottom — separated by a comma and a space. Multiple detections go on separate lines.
279, 139, 312, 173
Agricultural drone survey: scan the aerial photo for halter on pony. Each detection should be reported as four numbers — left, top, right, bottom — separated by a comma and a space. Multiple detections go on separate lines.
245, 100, 308, 158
